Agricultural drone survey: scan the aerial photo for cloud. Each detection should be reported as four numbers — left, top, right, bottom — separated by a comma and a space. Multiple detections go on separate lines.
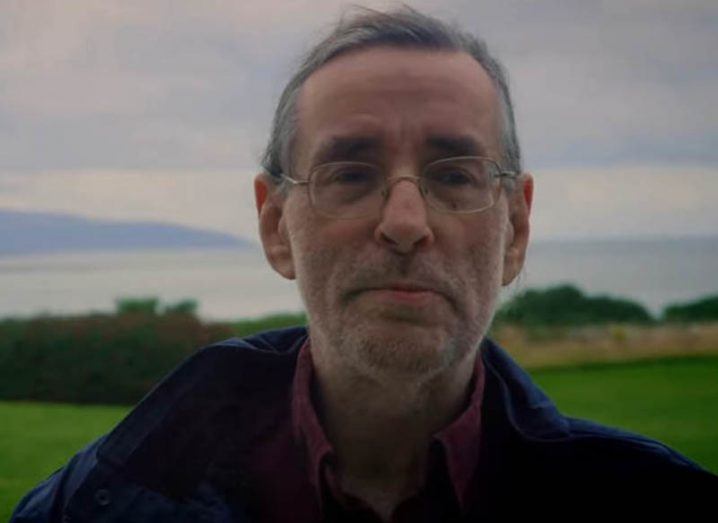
0, 0, 437, 172
0, 0, 716, 241
438, 0, 718, 167
531, 165, 718, 239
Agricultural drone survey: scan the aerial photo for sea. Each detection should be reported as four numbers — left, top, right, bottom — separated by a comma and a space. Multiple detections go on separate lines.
1, 237, 717, 321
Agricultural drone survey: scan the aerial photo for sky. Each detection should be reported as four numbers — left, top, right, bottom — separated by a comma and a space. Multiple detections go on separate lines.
1, 0, 717, 241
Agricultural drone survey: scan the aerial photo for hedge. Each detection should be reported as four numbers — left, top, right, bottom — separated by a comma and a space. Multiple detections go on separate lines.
663, 295, 718, 323
3, 286, 716, 404
0, 312, 233, 405
495, 284, 653, 326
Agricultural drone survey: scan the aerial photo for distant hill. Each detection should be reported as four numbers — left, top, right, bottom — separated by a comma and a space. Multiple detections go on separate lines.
0, 210, 254, 255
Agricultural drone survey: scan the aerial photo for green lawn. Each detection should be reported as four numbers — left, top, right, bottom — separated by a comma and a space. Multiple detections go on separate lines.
531, 356, 718, 474
2, 356, 717, 520
0, 402, 128, 521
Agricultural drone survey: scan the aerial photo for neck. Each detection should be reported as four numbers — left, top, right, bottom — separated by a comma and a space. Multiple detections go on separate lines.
310, 343, 477, 517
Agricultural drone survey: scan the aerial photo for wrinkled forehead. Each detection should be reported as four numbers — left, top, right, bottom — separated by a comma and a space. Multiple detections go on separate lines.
293, 47, 503, 167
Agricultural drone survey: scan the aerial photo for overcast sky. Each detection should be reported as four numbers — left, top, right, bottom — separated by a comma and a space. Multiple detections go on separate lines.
1, 0, 716, 241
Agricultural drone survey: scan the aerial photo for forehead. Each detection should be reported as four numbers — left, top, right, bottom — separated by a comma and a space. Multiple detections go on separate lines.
294, 47, 502, 165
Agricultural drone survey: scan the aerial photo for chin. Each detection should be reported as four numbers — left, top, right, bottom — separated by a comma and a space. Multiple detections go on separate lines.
340, 323, 466, 377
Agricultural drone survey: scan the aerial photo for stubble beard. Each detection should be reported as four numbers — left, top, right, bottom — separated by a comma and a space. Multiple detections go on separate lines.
297, 244, 502, 383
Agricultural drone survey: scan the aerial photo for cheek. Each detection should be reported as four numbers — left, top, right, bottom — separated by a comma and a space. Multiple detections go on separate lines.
460, 218, 507, 311
466, 242, 503, 297
287, 219, 362, 312
289, 231, 326, 298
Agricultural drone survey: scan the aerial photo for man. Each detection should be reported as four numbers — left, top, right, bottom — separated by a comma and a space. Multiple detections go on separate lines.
12, 7, 717, 522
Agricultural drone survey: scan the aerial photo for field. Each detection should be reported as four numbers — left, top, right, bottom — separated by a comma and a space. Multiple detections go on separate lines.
532, 356, 718, 472
2, 356, 717, 520
0, 402, 128, 520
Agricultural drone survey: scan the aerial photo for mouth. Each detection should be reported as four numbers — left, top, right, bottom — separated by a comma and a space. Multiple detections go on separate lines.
373, 282, 436, 292
356, 281, 448, 307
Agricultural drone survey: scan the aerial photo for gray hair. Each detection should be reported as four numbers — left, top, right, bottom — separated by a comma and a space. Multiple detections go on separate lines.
261, 6, 522, 182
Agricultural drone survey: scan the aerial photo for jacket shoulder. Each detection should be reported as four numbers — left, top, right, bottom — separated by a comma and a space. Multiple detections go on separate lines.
478, 339, 717, 518
564, 416, 704, 470
11, 437, 103, 522
11, 327, 307, 522
480, 337, 717, 481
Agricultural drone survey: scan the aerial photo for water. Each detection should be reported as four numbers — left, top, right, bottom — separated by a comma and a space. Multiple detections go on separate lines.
516, 237, 718, 314
1, 237, 717, 321
0, 248, 303, 320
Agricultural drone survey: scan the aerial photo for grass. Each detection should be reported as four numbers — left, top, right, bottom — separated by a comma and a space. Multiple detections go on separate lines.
2, 356, 717, 519
530, 356, 718, 474
0, 402, 128, 520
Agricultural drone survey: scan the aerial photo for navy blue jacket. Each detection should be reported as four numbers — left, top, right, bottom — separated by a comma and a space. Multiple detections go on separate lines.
11, 327, 717, 521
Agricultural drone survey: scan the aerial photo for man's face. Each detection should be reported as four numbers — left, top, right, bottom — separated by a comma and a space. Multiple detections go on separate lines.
257, 47, 532, 380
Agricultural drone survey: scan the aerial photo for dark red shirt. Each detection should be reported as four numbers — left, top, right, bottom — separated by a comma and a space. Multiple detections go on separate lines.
240, 340, 485, 522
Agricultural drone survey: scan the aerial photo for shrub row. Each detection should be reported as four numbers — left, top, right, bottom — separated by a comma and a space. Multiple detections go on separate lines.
495, 285, 718, 325
0, 312, 233, 405
495, 285, 653, 326
0, 303, 312, 404
2, 288, 716, 404
663, 295, 718, 323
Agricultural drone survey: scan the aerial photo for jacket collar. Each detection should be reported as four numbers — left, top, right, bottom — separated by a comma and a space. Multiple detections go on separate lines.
480, 337, 570, 439
97, 327, 306, 497
96, 327, 568, 497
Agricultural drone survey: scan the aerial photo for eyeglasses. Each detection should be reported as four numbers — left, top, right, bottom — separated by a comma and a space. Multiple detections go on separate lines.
280, 156, 519, 219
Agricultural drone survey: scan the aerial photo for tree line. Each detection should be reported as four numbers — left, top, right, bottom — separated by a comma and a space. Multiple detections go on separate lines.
495, 285, 718, 326
0, 286, 716, 405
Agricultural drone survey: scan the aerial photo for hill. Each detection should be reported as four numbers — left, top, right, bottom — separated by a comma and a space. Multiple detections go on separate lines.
0, 210, 252, 255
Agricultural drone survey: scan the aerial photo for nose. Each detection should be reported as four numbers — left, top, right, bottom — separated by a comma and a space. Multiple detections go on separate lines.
375, 176, 435, 253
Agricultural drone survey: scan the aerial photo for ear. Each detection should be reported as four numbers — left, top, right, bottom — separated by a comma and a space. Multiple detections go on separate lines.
502, 173, 533, 286
255, 172, 296, 280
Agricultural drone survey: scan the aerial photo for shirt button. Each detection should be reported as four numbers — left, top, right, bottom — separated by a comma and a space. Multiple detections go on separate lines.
94, 488, 112, 506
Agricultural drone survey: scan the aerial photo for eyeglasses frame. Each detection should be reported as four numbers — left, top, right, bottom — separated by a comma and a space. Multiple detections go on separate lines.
278, 155, 520, 219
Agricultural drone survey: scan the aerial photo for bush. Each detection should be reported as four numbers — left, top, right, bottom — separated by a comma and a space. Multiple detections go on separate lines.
0, 298, 310, 405
0, 313, 232, 405
163, 299, 199, 316
115, 297, 159, 315
663, 295, 718, 323
495, 284, 653, 326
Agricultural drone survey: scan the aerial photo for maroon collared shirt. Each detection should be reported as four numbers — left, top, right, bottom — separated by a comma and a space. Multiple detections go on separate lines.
239, 340, 485, 522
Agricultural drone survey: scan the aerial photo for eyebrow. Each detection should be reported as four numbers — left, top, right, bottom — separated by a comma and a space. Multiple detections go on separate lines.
311, 136, 380, 165
425, 135, 489, 158
310, 134, 490, 166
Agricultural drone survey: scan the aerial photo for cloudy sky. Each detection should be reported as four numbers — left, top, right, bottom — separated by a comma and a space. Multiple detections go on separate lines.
1, 0, 716, 241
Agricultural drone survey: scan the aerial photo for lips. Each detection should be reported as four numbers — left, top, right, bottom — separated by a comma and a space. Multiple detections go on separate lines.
374, 282, 436, 293
342, 269, 457, 310
361, 279, 444, 295
356, 280, 450, 307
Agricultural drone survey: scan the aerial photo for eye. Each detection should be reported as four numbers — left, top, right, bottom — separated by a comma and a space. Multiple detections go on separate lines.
326, 164, 377, 185
425, 167, 476, 187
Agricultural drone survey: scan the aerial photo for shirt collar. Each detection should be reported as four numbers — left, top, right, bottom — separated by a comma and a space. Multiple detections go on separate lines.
291, 338, 485, 512
433, 353, 485, 508
291, 338, 334, 498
